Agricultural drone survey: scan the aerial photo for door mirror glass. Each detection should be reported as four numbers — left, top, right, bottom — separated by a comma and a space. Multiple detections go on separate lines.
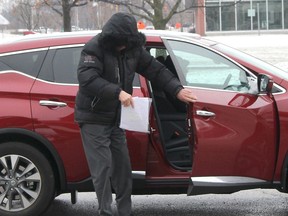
257, 74, 273, 94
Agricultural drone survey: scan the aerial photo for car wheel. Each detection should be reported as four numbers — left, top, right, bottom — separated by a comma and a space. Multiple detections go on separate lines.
0, 141, 55, 216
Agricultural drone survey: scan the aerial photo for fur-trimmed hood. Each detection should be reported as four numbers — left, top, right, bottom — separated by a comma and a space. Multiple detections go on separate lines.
98, 12, 146, 51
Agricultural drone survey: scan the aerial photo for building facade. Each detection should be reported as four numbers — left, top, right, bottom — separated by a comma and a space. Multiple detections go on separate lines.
205, 0, 288, 32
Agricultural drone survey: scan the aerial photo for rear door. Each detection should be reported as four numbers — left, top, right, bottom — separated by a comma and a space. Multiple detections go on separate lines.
30, 45, 88, 182
30, 45, 148, 183
163, 39, 278, 193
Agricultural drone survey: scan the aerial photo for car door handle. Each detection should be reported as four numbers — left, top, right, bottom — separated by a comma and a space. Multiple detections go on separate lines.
196, 110, 216, 117
39, 100, 67, 107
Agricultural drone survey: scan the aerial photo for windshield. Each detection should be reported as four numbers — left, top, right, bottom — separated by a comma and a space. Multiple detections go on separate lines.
212, 43, 288, 81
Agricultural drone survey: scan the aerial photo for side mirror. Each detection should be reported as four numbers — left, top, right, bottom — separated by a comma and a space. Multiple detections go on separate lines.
257, 74, 273, 95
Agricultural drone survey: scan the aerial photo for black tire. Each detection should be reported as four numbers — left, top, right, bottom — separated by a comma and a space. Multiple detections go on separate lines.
0, 141, 55, 216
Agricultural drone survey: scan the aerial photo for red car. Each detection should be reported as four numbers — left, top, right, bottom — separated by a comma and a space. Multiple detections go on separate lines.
0, 31, 287, 216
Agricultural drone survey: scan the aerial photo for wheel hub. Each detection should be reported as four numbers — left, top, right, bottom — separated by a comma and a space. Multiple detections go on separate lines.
9, 178, 17, 187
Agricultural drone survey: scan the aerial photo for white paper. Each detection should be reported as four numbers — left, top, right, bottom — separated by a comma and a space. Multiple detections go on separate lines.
120, 97, 152, 133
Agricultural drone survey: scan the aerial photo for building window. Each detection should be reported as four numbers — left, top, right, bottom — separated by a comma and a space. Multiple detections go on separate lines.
257, 1, 268, 30
205, 0, 287, 32
268, 0, 283, 29
222, 2, 236, 31
206, 1, 220, 31
285, 0, 288, 28
236, 1, 251, 30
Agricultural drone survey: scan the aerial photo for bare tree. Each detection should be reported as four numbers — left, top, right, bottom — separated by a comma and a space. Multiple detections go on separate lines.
12, 0, 41, 30
94, 0, 185, 29
79, 2, 118, 29
42, 0, 89, 31
94, 0, 243, 30
34, 0, 243, 32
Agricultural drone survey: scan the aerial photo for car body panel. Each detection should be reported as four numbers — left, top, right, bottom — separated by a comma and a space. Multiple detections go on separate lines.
273, 85, 288, 180
0, 71, 34, 130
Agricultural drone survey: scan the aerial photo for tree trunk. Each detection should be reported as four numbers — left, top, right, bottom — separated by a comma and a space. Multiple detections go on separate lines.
153, 0, 166, 30
62, 0, 71, 32
153, 20, 166, 30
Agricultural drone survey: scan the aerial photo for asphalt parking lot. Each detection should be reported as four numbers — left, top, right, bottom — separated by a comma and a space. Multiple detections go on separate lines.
43, 189, 288, 216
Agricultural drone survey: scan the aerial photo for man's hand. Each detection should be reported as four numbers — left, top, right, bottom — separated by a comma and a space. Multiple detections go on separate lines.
119, 90, 134, 108
176, 88, 197, 103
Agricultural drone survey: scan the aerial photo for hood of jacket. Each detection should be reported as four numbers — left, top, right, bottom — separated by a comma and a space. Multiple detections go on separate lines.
99, 12, 146, 51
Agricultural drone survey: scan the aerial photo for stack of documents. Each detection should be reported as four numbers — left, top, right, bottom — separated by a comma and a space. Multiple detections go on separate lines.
120, 97, 152, 133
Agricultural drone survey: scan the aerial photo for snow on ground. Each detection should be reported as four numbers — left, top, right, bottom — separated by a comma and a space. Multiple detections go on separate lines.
205, 34, 288, 72
0, 33, 22, 43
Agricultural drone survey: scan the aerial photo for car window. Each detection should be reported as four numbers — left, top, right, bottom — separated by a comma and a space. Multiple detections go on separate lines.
0, 61, 11, 71
148, 47, 179, 80
0, 51, 46, 77
40, 46, 140, 86
166, 40, 249, 92
53, 47, 82, 84
149, 47, 168, 60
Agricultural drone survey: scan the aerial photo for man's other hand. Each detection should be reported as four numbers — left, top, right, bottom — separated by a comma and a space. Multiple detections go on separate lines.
176, 88, 197, 103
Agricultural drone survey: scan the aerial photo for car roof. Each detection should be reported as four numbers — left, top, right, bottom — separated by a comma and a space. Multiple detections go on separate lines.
0, 30, 217, 54
0, 31, 97, 53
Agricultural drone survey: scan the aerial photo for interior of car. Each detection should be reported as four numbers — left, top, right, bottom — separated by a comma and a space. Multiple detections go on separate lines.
147, 46, 192, 171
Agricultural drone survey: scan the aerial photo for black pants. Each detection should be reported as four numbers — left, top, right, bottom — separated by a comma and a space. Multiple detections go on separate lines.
80, 124, 132, 216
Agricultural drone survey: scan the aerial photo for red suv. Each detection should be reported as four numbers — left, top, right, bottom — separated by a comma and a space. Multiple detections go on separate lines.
0, 31, 287, 216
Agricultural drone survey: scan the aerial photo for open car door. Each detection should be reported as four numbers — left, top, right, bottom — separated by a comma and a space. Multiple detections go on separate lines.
162, 38, 278, 195
187, 81, 277, 195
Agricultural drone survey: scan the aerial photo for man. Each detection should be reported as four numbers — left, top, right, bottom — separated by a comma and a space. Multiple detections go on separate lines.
75, 12, 196, 216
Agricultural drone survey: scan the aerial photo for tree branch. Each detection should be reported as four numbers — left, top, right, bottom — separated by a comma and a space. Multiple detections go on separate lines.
163, 0, 181, 23
143, 0, 154, 9
126, 5, 153, 22
43, 0, 63, 16
96, 0, 154, 19
72, 0, 88, 7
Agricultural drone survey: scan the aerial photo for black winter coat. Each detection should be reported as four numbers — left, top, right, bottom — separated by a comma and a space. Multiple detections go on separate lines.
74, 13, 183, 125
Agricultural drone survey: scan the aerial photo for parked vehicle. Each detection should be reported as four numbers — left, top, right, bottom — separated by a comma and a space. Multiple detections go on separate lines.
0, 30, 287, 216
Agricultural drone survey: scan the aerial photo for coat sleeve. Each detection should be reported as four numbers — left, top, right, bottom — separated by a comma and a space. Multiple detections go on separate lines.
136, 47, 183, 98
77, 44, 121, 100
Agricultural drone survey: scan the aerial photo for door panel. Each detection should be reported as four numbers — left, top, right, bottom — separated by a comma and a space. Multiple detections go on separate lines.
189, 88, 277, 180
31, 46, 149, 182
162, 38, 277, 185
30, 81, 87, 182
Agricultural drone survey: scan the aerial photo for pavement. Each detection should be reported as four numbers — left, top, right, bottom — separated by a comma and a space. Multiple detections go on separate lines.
43, 189, 288, 216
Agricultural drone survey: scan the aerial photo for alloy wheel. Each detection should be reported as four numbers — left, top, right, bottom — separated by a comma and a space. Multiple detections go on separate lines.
0, 154, 41, 212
